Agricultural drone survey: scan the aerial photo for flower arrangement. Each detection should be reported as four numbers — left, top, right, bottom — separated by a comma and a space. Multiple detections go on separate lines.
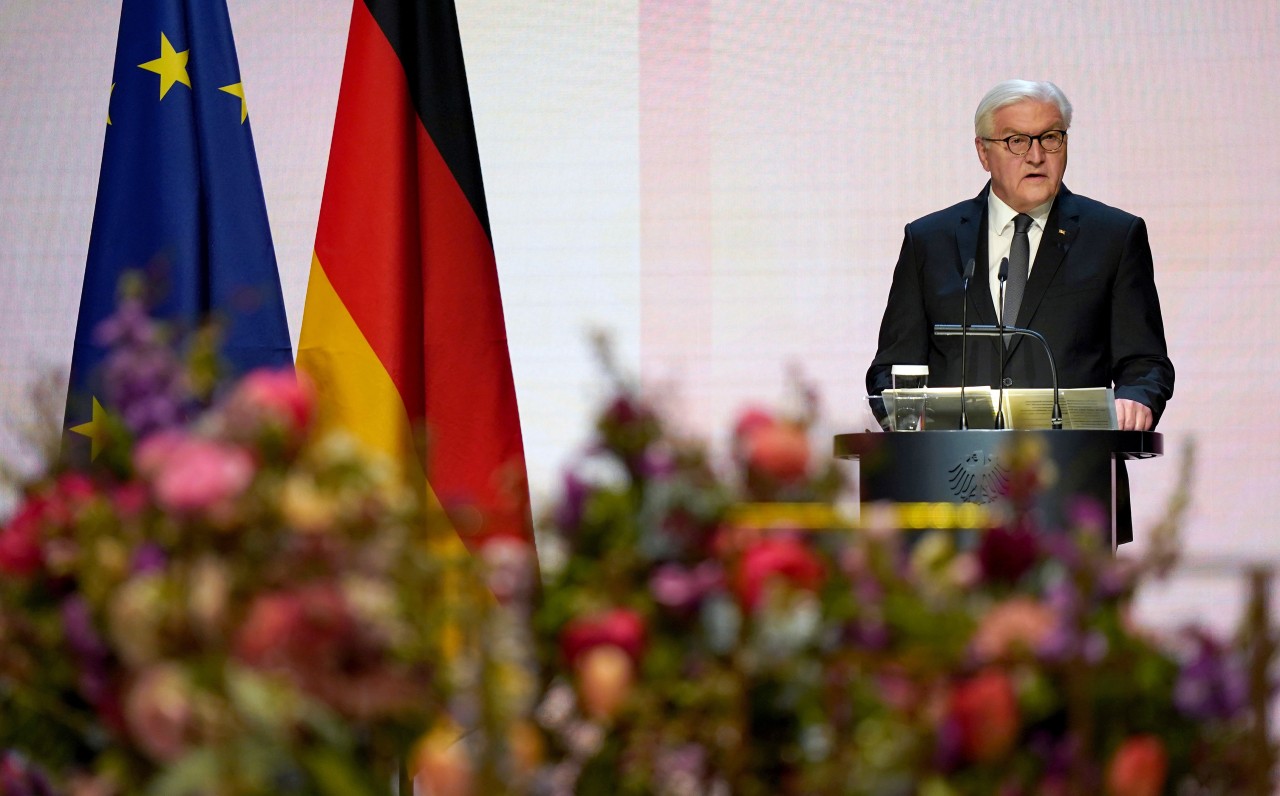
1, 305, 1272, 794
511, 352, 1271, 795
0, 297, 491, 795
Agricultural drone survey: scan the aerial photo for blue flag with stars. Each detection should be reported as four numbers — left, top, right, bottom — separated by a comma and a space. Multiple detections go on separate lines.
66, 0, 293, 458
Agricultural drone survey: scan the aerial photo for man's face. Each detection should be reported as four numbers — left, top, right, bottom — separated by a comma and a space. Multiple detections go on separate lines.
975, 100, 1067, 213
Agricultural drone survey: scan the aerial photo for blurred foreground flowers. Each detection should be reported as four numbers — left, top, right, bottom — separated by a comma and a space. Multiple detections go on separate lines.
1, 299, 492, 795
517, 361, 1271, 795
1, 308, 1273, 794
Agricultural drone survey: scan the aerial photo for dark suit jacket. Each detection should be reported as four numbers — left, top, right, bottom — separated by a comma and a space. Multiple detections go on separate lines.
867, 183, 1174, 426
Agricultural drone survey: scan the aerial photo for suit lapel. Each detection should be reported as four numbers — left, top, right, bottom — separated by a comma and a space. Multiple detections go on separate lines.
1008, 186, 1079, 358
957, 187, 996, 325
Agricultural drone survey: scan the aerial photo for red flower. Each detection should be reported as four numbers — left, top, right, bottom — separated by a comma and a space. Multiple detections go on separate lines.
560, 608, 647, 668
0, 474, 105, 576
1105, 735, 1168, 796
45, 473, 99, 525
735, 536, 826, 611
732, 407, 776, 442
0, 496, 46, 576
234, 583, 354, 669
111, 481, 151, 519
977, 526, 1040, 584
947, 667, 1020, 763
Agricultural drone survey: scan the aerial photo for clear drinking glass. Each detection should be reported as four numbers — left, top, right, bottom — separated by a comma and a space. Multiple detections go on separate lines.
890, 365, 928, 431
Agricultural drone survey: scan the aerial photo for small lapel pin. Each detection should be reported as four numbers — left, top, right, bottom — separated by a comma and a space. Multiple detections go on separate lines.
1058, 229, 1066, 235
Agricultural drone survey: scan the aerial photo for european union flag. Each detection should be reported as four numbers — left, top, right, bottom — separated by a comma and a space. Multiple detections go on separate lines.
65, 0, 292, 458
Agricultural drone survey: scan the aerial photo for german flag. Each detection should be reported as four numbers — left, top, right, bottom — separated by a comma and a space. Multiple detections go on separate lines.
297, 0, 531, 552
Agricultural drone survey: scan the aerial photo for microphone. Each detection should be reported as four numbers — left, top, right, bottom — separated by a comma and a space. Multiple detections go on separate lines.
933, 324, 1064, 429
959, 258, 975, 430
995, 257, 1009, 429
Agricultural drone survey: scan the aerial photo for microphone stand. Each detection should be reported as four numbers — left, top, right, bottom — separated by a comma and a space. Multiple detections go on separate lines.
995, 257, 1009, 430
959, 258, 975, 430
933, 323, 1064, 429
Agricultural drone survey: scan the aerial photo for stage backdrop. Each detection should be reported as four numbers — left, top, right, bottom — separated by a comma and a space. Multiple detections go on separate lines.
2, 0, 1277, 632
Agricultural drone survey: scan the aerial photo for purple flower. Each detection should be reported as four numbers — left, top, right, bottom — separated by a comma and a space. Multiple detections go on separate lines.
92, 298, 196, 438
131, 543, 167, 575
653, 743, 707, 794
639, 444, 678, 479
847, 617, 890, 650
92, 297, 156, 348
0, 750, 56, 796
61, 596, 115, 708
933, 714, 964, 772
1067, 496, 1110, 535
1096, 557, 1138, 600
61, 596, 109, 661
554, 471, 591, 534
1174, 632, 1249, 720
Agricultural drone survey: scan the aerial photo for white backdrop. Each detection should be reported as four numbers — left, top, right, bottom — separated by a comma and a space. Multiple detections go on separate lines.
2, 1, 1278, 632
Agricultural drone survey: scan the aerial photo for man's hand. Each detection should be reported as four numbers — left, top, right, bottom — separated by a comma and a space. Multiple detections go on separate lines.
1115, 398, 1153, 431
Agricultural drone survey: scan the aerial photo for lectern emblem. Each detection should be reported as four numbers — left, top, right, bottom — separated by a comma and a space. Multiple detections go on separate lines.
948, 450, 1008, 504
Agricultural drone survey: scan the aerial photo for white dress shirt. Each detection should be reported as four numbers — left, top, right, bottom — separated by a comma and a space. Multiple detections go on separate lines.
985, 192, 1054, 323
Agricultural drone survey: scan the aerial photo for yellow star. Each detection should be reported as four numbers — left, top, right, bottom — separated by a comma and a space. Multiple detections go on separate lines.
219, 82, 248, 123
69, 397, 111, 461
138, 32, 191, 100
107, 83, 114, 125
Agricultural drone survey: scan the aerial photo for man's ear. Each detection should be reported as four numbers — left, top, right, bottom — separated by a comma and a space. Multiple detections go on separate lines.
974, 138, 991, 173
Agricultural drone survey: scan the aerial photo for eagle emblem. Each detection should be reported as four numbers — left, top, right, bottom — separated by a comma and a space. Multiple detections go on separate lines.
947, 450, 1008, 504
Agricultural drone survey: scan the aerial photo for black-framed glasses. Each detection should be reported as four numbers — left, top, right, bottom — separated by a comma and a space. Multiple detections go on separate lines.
981, 130, 1067, 156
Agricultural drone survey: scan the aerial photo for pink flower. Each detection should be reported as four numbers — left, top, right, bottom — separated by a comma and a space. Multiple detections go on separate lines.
221, 368, 314, 442
137, 433, 255, 516
1105, 735, 1168, 796
971, 597, 1057, 662
123, 663, 195, 763
650, 561, 723, 612
947, 668, 1020, 763
734, 409, 810, 484
133, 429, 188, 479
735, 536, 826, 612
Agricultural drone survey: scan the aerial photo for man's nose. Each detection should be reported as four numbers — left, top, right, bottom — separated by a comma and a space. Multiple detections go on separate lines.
1025, 139, 1046, 163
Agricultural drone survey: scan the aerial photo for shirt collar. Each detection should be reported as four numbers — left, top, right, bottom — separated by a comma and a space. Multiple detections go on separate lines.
987, 190, 1055, 236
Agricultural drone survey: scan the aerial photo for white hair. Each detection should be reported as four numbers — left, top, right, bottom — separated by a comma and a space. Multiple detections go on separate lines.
974, 80, 1073, 138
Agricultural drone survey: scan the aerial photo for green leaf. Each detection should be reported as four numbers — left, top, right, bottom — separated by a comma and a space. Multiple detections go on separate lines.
303, 749, 383, 796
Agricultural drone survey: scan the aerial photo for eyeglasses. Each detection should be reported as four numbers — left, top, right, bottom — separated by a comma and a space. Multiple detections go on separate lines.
981, 130, 1067, 156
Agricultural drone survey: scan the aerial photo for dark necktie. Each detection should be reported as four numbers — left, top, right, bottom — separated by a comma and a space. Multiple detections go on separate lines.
1003, 213, 1033, 327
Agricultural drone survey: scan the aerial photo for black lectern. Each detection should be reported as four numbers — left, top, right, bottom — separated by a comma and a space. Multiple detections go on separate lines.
833, 430, 1162, 545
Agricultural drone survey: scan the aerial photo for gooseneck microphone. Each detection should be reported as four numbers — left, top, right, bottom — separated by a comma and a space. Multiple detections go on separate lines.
932, 324, 1064, 430
995, 257, 1010, 430
959, 258, 975, 430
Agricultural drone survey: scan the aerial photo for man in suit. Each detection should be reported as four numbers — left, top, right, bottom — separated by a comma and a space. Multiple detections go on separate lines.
867, 80, 1174, 432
